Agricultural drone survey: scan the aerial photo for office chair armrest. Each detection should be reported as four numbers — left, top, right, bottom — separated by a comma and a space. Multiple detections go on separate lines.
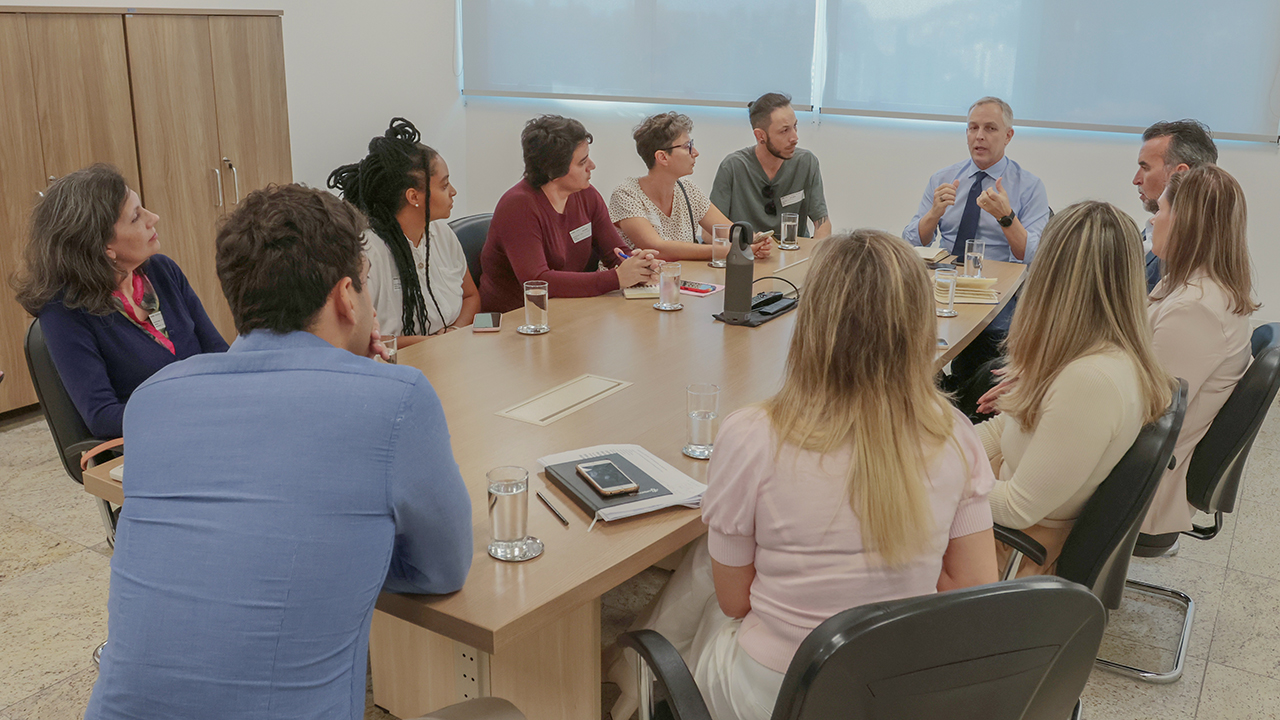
68, 438, 123, 471
994, 525, 1047, 567
618, 630, 714, 720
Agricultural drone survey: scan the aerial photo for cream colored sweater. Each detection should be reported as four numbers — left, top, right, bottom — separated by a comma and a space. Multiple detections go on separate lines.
977, 350, 1147, 529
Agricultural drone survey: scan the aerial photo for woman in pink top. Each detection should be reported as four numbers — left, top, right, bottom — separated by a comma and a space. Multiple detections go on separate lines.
479, 115, 660, 312
1137, 165, 1257, 553
611, 230, 999, 720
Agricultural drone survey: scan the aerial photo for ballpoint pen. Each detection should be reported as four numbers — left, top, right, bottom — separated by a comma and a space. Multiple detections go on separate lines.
536, 491, 570, 527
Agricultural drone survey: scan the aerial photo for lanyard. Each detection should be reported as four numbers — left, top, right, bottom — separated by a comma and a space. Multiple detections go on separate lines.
113, 272, 175, 354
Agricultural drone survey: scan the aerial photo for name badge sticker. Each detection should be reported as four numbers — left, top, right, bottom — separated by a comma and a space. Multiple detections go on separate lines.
569, 223, 593, 243
148, 310, 166, 333
392, 276, 401, 291
780, 190, 805, 208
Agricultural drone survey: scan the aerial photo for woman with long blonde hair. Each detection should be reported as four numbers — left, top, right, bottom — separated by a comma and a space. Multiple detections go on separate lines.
1136, 164, 1255, 554
613, 230, 999, 720
981, 201, 1173, 574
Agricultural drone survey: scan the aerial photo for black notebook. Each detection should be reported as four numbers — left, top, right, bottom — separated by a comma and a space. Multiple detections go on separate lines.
543, 453, 673, 518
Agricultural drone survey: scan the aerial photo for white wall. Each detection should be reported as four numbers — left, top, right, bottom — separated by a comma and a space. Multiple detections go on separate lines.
17, 0, 1280, 317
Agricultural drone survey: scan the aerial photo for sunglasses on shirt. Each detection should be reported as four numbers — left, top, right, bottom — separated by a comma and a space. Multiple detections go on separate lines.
762, 184, 776, 215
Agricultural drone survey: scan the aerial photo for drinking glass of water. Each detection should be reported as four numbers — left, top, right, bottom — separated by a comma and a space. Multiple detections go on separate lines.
682, 383, 720, 460
654, 262, 683, 311
779, 213, 800, 251
487, 466, 543, 562
380, 335, 398, 364
964, 239, 985, 278
710, 225, 730, 268
935, 267, 959, 318
518, 280, 549, 335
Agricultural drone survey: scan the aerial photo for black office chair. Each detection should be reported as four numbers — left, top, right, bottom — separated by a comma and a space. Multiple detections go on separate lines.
1181, 322, 1280, 540
620, 576, 1104, 720
996, 379, 1188, 682
24, 318, 121, 546
449, 212, 492, 288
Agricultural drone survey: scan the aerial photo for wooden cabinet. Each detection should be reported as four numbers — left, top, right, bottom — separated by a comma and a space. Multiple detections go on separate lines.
25, 13, 141, 191
0, 13, 50, 411
127, 13, 292, 339
0, 8, 291, 414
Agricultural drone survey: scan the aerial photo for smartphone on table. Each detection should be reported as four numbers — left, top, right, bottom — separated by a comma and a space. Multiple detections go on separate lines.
680, 280, 716, 294
472, 312, 501, 333
575, 460, 639, 497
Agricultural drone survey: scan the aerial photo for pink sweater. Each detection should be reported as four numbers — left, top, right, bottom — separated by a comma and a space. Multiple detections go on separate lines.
479, 180, 628, 313
702, 406, 995, 672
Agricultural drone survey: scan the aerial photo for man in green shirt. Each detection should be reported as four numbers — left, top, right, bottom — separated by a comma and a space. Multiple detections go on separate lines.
711, 92, 831, 240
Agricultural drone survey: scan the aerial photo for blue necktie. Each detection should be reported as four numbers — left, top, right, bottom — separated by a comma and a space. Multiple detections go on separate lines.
952, 171, 988, 256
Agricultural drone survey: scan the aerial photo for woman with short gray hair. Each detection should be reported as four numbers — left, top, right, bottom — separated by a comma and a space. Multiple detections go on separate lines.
609, 112, 772, 261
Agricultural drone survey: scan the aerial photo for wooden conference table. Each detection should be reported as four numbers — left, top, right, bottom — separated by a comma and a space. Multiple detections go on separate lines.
83, 239, 1024, 719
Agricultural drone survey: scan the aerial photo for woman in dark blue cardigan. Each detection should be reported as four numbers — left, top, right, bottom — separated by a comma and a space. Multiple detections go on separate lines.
15, 164, 228, 438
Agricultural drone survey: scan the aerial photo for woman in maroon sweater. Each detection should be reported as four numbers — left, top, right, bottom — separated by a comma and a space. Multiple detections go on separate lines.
480, 115, 660, 312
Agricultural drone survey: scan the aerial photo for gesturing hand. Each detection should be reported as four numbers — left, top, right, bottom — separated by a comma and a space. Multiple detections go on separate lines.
930, 180, 960, 218
976, 177, 1012, 220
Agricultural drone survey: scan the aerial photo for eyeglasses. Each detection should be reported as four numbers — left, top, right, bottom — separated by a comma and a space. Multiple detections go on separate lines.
662, 140, 695, 154
762, 184, 776, 215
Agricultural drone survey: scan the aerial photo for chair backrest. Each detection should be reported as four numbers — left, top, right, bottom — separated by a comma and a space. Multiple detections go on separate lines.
1185, 323, 1280, 515
24, 318, 97, 485
1054, 379, 1188, 609
771, 577, 1105, 720
449, 212, 492, 288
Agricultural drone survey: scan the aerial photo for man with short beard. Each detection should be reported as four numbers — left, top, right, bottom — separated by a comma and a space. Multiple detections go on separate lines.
1133, 120, 1218, 291
711, 92, 831, 240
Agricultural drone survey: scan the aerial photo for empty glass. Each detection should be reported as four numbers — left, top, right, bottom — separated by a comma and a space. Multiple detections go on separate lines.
964, 239, 986, 278
517, 280, 549, 335
487, 466, 543, 562
935, 267, 958, 318
682, 384, 720, 460
779, 212, 800, 251
654, 262, 683, 311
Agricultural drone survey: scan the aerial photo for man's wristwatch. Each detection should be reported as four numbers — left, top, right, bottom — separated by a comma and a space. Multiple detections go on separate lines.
998, 210, 1017, 228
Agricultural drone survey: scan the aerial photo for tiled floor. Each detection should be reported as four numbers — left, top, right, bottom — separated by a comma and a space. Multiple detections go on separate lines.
3, 402, 1280, 720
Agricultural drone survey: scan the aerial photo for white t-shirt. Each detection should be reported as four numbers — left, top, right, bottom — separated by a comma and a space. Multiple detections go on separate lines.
608, 177, 711, 249
364, 219, 468, 336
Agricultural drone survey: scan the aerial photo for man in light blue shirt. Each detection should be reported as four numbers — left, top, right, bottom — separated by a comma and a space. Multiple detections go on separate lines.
86, 185, 473, 720
903, 96, 1050, 388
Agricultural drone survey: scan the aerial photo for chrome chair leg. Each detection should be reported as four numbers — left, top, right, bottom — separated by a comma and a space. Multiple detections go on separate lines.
96, 498, 117, 548
1095, 580, 1194, 683
637, 650, 653, 720
93, 641, 106, 668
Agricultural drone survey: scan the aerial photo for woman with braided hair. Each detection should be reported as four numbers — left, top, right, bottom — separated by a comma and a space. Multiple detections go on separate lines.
328, 118, 479, 343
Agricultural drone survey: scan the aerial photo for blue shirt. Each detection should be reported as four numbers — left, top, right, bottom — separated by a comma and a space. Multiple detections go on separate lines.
903, 156, 1050, 331
39, 254, 228, 438
85, 330, 473, 720
1142, 220, 1162, 291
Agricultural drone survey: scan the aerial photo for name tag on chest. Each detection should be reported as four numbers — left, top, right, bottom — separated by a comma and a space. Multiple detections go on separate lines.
148, 310, 166, 332
780, 190, 805, 208
569, 223, 593, 243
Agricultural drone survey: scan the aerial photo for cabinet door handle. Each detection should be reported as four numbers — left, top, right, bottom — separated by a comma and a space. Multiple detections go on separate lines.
47, 175, 56, 185
213, 168, 224, 207
223, 158, 240, 205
